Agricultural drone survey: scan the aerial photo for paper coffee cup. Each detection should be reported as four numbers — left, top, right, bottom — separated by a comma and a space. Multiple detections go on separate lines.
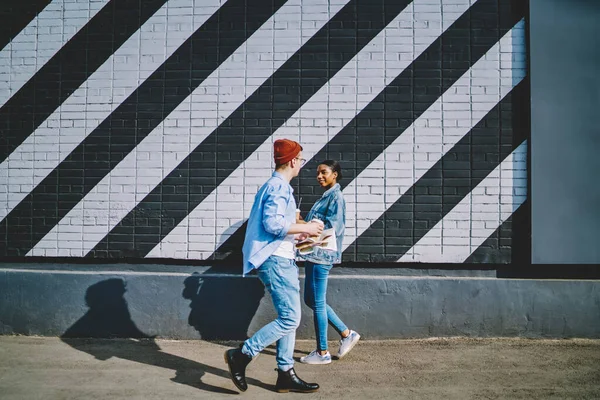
308, 218, 324, 239
310, 218, 324, 227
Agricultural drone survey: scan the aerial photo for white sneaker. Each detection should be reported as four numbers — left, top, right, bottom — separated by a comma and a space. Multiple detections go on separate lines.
300, 350, 332, 365
337, 330, 360, 359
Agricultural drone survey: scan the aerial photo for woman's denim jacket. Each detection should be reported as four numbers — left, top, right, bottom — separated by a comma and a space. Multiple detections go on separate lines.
298, 183, 345, 265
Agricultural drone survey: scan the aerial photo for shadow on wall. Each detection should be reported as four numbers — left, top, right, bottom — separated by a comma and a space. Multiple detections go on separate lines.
184, 220, 266, 340
212, 219, 246, 262
183, 267, 265, 341
61, 278, 152, 339
59, 278, 270, 393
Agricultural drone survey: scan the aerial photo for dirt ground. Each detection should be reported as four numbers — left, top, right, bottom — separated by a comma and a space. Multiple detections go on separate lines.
0, 336, 599, 399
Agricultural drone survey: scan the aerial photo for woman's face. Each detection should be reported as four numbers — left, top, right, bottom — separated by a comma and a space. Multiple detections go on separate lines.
316, 164, 337, 189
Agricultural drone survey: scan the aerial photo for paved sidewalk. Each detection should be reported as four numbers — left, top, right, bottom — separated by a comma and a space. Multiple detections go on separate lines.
0, 336, 599, 399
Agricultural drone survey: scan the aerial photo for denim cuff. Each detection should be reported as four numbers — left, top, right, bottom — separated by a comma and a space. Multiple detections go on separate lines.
278, 364, 293, 372
241, 342, 256, 359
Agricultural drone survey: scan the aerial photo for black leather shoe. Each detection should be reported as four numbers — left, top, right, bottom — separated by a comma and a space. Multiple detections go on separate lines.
275, 367, 319, 393
224, 346, 252, 392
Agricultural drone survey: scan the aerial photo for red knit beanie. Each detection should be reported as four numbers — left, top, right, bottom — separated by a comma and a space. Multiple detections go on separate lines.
273, 139, 302, 165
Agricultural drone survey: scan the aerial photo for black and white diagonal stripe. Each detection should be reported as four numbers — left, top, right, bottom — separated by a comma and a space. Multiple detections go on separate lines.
0, 0, 529, 264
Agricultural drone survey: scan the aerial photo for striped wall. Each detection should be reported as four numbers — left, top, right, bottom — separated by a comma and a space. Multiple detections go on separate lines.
0, 0, 529, 263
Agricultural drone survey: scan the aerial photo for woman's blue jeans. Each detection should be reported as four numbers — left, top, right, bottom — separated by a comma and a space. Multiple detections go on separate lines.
303, 262, 348, 351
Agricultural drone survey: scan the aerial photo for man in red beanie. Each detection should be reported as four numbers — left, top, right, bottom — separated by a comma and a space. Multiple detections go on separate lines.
224, 138, 323, 393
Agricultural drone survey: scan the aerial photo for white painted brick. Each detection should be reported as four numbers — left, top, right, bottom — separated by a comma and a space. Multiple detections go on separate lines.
2, 3, 528, 261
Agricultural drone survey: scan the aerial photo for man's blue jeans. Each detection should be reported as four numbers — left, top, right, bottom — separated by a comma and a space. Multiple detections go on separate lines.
304, 262, 348, 351
242, 255, 301, 371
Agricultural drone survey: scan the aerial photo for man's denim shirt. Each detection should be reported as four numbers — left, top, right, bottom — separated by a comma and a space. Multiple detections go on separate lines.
298, 183, 346, 265
242, 172, 297, 276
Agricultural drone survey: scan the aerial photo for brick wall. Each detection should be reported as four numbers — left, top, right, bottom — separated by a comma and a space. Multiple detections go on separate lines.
0, 0, 529, 264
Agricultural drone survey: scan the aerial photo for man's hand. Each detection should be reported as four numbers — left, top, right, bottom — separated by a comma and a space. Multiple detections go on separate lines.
288, 220, 324, 236
295, 233, 309, 241
305, 221, 323, 237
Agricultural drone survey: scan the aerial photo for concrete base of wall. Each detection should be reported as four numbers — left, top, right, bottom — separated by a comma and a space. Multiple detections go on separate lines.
1, 264, 599, 339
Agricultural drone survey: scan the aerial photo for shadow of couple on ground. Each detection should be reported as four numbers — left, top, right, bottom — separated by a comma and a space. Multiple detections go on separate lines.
59, 269, 307, 394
